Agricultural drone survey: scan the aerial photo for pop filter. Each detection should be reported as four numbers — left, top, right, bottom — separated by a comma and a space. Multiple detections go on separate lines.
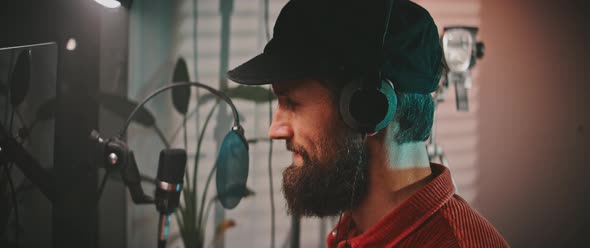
215, 129, 249, 209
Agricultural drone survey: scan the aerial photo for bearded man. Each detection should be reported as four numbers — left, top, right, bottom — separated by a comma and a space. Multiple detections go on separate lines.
227, 0, 509, 247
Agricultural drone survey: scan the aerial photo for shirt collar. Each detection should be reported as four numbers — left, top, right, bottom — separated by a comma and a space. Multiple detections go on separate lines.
327, 163, 455, 248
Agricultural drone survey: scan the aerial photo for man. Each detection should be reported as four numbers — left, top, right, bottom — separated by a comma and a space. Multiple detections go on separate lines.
228, 0, 509, 247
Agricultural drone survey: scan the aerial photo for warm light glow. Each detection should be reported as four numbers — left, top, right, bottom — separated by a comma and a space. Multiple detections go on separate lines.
442, 28, 473, 72
66, 38, 77, 51
94, 0, 121, 8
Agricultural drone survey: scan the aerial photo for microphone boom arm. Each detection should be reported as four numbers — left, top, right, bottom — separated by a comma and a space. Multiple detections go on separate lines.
120, 82, 242, 138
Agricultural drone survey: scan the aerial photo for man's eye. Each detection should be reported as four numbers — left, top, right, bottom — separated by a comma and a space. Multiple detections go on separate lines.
279, 97, 297, 110
286, 99, 297, 109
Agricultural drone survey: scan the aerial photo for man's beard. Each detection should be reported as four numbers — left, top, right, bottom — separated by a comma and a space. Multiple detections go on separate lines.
281, 131, 369, 217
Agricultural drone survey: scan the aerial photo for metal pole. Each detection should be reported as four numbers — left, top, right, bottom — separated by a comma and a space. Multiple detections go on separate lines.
290, 215, 300, 248
214, 0, 234, 247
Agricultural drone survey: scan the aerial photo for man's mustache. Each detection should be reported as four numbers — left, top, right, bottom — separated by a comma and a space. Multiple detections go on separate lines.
286, 141, 304, 154
286, 141, 311, 161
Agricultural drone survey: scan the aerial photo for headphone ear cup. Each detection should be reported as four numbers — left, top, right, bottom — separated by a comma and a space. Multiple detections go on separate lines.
374, 79, 397, 133
339, 80, 365, 131
339, 79, 397, 133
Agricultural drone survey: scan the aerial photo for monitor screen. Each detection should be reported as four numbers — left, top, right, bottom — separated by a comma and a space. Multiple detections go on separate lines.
0, 42, 57, 170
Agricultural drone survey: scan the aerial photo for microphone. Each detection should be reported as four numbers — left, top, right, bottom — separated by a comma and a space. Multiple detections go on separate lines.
155, 149, 187, 248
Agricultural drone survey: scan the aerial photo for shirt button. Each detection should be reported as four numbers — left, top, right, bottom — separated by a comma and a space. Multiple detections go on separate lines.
332, 231, 337, 236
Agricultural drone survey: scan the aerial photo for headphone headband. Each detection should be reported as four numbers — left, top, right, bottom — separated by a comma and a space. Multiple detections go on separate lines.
339, 0, 399, 134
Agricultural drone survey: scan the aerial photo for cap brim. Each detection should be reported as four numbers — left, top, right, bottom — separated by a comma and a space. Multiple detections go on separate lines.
227, 53, 329, 85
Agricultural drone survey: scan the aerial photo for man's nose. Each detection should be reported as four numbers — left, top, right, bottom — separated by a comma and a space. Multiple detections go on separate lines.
268, 109, 293, 140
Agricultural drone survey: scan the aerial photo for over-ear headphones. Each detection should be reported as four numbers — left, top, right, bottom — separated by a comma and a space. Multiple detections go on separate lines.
338, 0, 397, 134
339, 78, 397, 134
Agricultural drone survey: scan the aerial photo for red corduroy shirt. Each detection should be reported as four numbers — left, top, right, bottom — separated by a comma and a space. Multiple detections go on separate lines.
327, 163, 509, 248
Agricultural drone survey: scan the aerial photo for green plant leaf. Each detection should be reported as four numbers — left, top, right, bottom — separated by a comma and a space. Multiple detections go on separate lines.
171, 57, 191, 115
175, 84, 271, 247
193, 99, 219, 217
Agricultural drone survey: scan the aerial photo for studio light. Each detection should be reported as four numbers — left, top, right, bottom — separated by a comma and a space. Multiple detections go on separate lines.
94, 0, 132, 9
442, 28, 474, 72
66, 38, 77, 51
440, 26, 485, 111
94, 0, 121, 8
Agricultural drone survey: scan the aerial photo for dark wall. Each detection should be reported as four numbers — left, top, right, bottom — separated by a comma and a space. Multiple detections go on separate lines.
1, 1, 129, 247
97, 5, 130, 248
477, 0, 590, 247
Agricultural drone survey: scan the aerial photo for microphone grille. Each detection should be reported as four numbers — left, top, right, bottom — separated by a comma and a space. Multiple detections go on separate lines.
157, 149, 187, 184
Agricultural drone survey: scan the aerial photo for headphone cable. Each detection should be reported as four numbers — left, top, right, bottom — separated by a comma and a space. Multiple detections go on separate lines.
95, 170, 112, 204
267, 87, 275, 248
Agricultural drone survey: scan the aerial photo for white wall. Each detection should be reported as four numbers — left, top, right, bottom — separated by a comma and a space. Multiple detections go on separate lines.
476, 1, 590, 247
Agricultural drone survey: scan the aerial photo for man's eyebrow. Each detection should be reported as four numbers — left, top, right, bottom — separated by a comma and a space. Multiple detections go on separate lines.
272, 85, 289, 96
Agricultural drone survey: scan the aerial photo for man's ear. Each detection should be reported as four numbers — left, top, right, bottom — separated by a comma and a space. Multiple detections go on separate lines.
366, 120, 394, 143
382, 119, 402, 143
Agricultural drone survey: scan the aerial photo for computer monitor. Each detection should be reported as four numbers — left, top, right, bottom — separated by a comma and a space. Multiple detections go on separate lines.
0, 42, 57, 246
0, 42, 57, 169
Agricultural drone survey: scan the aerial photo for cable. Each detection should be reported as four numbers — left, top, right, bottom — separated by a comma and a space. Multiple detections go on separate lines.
333, 211, 345, 245
96, 170, 111, 204
268, 85, 275, 248
120, 82, 240, 138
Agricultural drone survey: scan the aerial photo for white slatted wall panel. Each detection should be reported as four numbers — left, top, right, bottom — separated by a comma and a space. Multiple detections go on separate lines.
168, 0, 310, 247
414, 0, 481, 203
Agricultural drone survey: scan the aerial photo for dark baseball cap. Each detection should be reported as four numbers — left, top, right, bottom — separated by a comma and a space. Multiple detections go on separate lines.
227, 0, 442, 94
